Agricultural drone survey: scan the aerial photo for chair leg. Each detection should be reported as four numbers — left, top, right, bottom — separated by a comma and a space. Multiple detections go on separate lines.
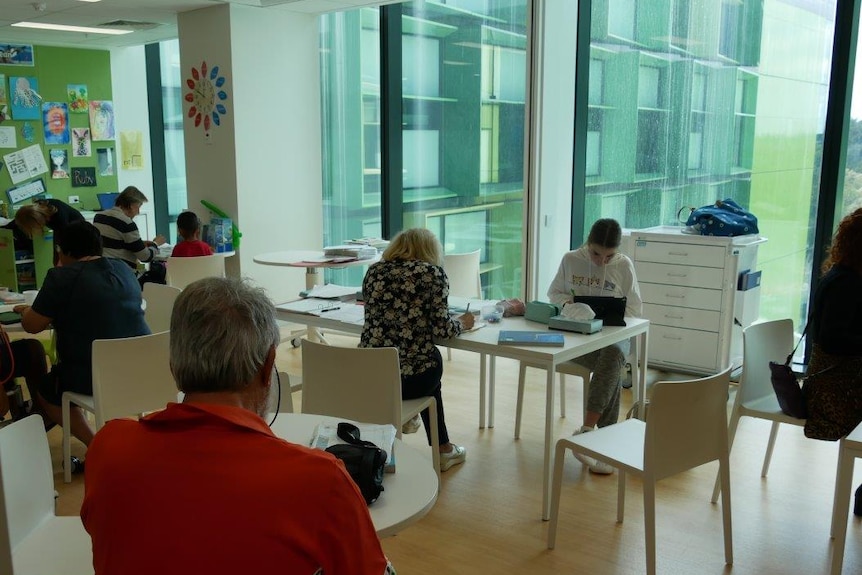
62, 395, 72, 484
547, 440, 569, 549
831, 441, 854, 575
719, 455, 734, 566
428, 398, 440, 483
761, 421, 781, 477
558, 373, 566, 418
643, 479, 657, 575
712, 408, 742, 503
515, 363, 527, 439
447, 347, 452, 361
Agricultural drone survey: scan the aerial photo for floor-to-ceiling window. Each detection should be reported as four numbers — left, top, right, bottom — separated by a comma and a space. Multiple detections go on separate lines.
575, 0, 838, 330
320, 0, 529, 298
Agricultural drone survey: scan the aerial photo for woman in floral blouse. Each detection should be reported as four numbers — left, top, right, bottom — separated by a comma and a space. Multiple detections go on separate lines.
360, 228, 474, 471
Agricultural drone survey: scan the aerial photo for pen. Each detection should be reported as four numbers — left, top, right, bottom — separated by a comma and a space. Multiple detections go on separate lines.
465, 303, 471, 314
320, 306, 341, 313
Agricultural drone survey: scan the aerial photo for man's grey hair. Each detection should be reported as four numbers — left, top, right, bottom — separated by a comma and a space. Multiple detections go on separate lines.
170, 277, 280, 393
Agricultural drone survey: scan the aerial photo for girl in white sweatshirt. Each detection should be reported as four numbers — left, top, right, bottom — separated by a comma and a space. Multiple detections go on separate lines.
547, 219, 643, 474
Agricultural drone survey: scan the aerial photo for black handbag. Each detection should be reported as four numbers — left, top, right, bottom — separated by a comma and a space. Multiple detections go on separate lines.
326, 422, 387, 505
768, 320, 834, 419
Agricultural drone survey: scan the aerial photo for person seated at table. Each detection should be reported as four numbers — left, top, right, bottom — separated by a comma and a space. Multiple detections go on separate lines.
360, 227, 474, 471
14, 221, 150, 468
93, 186, 166, 271
81, 277, 394, 575
547, 218, 643, 474
170, 210, 213, 257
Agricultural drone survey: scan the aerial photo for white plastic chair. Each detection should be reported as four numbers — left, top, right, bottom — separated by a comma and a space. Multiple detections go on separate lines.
275, 371, 303, 413
831, 419, 862, 575
62, 331, 176, 483
0, 415, 93, 575
443, 250, 482, 362
165, 255, 225, 289
710, 319, 804, 502
141, 283, 182, 333
301, 340, 441, 479
548, 367, 733, 575
515, 361, 592, 438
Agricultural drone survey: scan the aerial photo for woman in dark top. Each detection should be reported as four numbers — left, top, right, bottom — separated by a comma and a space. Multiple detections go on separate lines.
15, 198, 85, 237
804, 207, 862, 441
360, 228, 474, 471
15, 198, 85, 263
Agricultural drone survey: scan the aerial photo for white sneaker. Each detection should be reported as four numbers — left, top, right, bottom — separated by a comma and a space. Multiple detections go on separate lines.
439, 444, 467, 471
402, 414, 421, 434
571, 427, 614, 475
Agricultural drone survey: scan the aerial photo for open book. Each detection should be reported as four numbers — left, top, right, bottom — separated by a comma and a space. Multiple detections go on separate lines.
310, 422, 397, 473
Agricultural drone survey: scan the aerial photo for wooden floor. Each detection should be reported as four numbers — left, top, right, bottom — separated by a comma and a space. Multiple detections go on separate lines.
52, 333, 862, 574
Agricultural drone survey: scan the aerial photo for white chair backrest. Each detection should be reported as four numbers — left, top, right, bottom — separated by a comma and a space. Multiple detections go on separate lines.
645, 366, 732, 481
92, 331, 176, 427
443, 250, 482, 298
276, 371, 294, 413
301, 340, 402, 427
738, 319, 794, 406
142, 283, 182, 333
165, 255, 225, 290
0, 415, 55, 571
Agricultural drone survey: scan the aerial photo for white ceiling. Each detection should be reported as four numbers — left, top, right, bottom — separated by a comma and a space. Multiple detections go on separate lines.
0, 0, 394, 49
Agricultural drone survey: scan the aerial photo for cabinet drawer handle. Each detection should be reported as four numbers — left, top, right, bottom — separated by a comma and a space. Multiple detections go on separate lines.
664, 294, 685, 299
668, 251, 689, 257
664, 314, 684, 320
667, 273, 687, 278
662, 334, 684, 341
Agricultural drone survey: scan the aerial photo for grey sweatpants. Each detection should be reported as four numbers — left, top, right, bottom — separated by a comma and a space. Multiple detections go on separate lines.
572, 339, 630, 428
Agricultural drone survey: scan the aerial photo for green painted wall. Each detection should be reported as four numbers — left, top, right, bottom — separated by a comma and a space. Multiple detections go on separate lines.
0, 45, 115, 214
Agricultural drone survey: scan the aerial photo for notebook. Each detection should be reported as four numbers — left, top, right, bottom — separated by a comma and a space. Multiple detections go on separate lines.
498, 330, 564, 347
97, 192, 120, 210
571, 296, 627, 326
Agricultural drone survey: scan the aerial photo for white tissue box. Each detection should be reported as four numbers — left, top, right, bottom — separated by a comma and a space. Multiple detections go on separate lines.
548, 315, 603, 335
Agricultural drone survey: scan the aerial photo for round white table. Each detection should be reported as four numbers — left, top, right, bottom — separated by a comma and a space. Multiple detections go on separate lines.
254, 250, 380, 290
269, 412, 439, 538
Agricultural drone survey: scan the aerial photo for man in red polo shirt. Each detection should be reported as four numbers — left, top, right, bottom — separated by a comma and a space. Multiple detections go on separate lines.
81, 277, 394, 575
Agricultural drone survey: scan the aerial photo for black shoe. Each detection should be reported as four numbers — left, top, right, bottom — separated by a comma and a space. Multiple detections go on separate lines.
854, 484, 862, 517
64, 456, 85, 475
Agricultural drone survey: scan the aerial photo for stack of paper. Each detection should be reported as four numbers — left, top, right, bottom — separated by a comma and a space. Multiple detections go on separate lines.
299, 284, 361, 301
310, 422, 397, 473
0, 291, 25, 304
323, 245, 378, 260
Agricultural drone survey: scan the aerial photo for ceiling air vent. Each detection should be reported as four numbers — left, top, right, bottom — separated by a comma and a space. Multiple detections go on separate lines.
97, 20, 161, 31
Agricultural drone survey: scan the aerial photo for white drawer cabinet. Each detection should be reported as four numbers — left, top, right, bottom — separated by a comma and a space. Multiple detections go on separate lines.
624, 226, 766, 375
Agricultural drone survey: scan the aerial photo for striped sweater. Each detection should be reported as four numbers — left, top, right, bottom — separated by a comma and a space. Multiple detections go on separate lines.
93, 206, 157, 268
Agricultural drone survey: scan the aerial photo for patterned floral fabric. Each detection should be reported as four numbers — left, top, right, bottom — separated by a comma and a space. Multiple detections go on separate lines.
360, 259, 461, 377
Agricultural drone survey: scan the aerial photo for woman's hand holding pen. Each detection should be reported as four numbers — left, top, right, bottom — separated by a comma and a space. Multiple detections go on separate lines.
458, 311, 475, 331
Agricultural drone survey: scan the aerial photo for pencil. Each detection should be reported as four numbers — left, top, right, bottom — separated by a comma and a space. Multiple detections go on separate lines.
466, 303, 471, 314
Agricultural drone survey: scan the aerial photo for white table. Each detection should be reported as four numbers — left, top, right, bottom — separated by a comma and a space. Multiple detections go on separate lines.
274, 304, 649, 520
830, 420, 862, 574
270, 412, 439, 538
254, 250, 380, 291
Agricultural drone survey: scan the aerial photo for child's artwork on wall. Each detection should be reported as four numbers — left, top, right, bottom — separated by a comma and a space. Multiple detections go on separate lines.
72, 127, 91, 157
96, 147, 114, 176
0, 44, 34, 67
50, 149, 69, 179
67, 84, 88, 114
89, 100, 114, 141
120, 130, 144, 170
0, 126, 15, 148
42, 102, 70, 145
71, 167, 96, 187
10, 76, 40, 120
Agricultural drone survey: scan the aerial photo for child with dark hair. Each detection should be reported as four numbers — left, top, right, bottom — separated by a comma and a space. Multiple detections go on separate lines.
171, 211, 214, 257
